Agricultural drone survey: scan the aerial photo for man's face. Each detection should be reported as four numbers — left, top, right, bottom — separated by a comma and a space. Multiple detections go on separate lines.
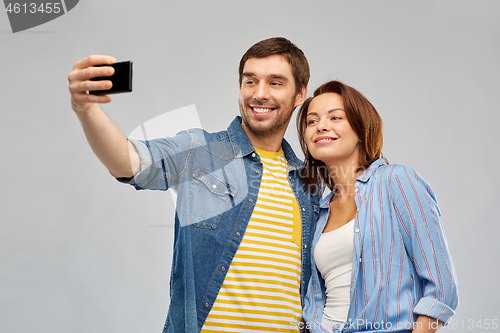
239, 54, 305, 138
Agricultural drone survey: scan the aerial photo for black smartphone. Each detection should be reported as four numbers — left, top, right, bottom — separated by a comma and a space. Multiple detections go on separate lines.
90, 61, 133, 95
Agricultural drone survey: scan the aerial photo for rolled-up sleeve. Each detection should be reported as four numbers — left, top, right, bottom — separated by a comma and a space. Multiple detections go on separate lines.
120, 138, 155, 187
116, 130, 194, 191
391, 165, 459, 324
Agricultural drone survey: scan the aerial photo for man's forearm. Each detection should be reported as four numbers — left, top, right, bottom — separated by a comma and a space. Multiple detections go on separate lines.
76, 103, 137, 178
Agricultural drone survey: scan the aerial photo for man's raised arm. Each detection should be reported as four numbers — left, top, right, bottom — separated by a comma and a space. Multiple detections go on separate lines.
68, 55, 140, 178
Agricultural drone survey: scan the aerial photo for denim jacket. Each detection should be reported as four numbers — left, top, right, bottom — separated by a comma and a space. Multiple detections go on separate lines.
120, 116, 320, 332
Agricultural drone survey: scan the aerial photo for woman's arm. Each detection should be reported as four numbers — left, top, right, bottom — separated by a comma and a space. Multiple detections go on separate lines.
413, 315, 443, 333
390, 165, 459, 326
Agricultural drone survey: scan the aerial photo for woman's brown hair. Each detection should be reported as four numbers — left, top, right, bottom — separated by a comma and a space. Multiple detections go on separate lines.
297, 80, 384, 190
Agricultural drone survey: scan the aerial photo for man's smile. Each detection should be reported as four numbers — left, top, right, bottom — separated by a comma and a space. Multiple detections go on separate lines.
250, 105, 276, 116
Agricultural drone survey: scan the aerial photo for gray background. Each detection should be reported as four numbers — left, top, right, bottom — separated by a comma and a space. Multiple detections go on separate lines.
1, 1, 499, 332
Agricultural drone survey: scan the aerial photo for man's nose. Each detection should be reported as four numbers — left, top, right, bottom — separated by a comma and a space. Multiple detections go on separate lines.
253, 83, 270, 102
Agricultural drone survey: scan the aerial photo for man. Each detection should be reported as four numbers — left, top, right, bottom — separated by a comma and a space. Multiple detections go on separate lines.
69, 37, 319, 332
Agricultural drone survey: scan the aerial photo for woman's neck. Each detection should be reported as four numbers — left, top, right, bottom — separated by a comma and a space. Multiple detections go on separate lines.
326, 159, 361, 198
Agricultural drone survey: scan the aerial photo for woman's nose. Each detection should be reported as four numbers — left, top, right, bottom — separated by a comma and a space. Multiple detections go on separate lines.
317, 118, 330, 132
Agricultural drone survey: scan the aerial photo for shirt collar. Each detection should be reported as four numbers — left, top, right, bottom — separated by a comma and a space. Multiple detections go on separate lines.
356, 158, 388, 183
318, 158, 387, 208
227, 116, 302, 169
319, 190, 336, 208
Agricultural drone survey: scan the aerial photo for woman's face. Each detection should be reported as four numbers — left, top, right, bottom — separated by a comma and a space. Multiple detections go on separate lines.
305, 93, 360, 166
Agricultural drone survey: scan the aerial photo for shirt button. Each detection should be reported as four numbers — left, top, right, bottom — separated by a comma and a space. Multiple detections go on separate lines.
302, 207, 305, 212
359, 258, 362, 262
221, 266, 226, 271
205, 302, 209, 307
249, 198, 253, 203
355, 188, 359, 193
212, 184, 217, 189
355, 228, 360, 233
236, 232, 241, 237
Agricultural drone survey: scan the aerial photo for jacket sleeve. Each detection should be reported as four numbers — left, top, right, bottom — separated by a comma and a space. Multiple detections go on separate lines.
390, 165, 458, 324
116, 130, 194, 191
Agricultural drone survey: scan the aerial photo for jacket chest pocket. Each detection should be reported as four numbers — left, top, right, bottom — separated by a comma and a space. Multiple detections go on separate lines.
189, 168, 238, 229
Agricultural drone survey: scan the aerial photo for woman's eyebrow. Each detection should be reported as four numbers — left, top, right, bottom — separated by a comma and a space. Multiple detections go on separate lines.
307, 108, 345, 117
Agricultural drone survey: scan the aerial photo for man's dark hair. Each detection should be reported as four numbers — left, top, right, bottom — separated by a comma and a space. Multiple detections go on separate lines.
239, 37, 310, 94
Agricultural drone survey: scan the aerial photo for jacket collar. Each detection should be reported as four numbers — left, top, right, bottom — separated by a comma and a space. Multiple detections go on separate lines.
227, 116, 302, 169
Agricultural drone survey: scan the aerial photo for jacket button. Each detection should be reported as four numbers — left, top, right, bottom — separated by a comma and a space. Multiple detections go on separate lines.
249, 198, 253, 203
205, 302, 209, 307
304, 244, 307, 249
255, 170, 260, 174
212, 184, 217, 189
302, 207, 305, 212
221, 266, 226, 271
236, 232, 241, 237
252, 153, 256, 158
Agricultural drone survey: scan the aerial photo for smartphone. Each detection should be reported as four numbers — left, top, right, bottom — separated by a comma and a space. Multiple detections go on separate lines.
90, 61, 133, 95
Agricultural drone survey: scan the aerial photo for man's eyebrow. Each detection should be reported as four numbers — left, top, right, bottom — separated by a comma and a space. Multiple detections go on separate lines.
269, 74, 288, 81
241, 72, 289, 81
242, 72, 256, 78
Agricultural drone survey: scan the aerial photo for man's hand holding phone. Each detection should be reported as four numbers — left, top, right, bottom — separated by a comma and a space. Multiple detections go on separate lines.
67, 55, 140, 178
68, 55, 117, 113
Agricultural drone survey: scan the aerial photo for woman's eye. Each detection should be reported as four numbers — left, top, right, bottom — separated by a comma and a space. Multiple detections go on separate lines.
332, 116, 342, 120
307, 119, 317, 125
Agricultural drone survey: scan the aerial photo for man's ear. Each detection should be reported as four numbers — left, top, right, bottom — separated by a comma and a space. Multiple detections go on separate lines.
294, 86, 307, 108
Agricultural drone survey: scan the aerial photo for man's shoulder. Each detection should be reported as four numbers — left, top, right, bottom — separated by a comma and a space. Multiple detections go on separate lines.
170, 123, 232, 146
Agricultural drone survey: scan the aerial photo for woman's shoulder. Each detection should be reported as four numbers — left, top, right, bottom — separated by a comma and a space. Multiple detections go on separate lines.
365, 159, 417, 181
374, 162, 437, 202
366, 161, 427, 190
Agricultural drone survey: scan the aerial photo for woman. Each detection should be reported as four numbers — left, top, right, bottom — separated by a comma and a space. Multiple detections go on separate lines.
297, 81, 458, 332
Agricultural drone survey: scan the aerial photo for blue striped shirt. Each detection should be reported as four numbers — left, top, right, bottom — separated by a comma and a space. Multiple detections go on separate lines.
302, 159, 458, 332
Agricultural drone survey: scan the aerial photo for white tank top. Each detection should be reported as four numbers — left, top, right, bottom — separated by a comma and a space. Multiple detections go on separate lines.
314, 219, 354, 323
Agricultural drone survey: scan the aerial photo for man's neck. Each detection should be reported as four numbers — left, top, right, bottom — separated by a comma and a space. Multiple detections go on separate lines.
241, 124, 286, 152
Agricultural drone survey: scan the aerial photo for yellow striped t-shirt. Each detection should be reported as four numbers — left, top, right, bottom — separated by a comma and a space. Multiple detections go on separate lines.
201, 147, 302, 333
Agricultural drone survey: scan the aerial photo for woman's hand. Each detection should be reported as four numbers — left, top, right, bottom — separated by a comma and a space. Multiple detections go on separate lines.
412, 315, 443, 333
